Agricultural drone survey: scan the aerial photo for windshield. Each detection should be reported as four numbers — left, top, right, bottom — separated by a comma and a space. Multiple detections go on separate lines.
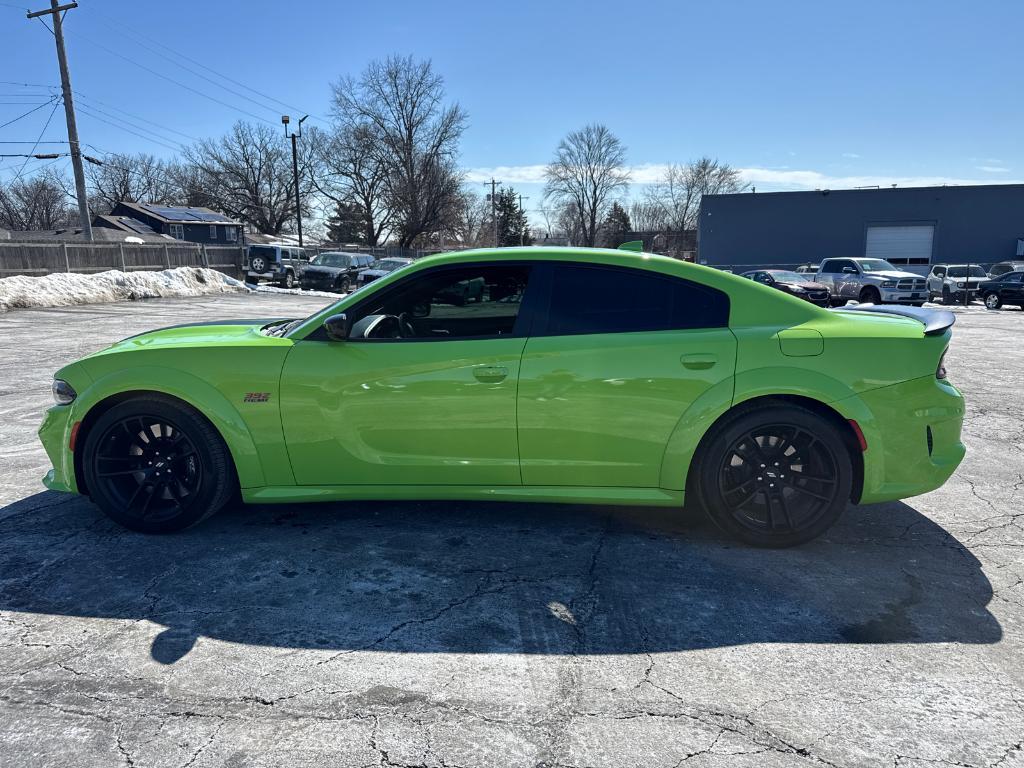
311, 253, 351, 268
371, 259, 411, 272
769, 271, 813, 282
858, 259, 898, 272
947, 266, 987, 278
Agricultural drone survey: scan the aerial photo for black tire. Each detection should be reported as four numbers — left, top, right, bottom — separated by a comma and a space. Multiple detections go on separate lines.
858, 286, 881, 305
281, 271, 295, 289
910, 302, 925, 307
941, 286, 952, 305
82, 396, 236, 534
691, 404, 853, 548
984, 292, 1002, 310
336, 276, 351, 293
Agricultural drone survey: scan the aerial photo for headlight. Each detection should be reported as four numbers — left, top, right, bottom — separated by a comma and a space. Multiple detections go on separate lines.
789, 284, 806, 292
956, 281, 965, 288
52, 379, 77, 405
881, 280, 896, 288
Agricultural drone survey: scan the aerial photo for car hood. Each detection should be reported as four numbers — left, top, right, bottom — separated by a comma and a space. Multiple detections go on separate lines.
304, 265, 344, 276
94, 319, 291, 356
360, 269, 388, 278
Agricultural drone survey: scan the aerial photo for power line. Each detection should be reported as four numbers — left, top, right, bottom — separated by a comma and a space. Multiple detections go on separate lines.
73, 91, 199, 142
0, 97, 58, 129
85, 7, 325, 123
8, 97, 61, 185
75, 104, 183, 153
73, 100, 186, 150
76, 34, 280, 126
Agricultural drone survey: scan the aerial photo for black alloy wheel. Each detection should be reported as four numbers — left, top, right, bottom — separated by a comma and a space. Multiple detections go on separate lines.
82, 397, 235, 533
859, 287, 881, 305
694, 405, 852, 547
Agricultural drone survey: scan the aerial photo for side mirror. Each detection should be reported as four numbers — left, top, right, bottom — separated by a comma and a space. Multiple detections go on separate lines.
411, 300, 431, 318
842, 266, 858, 274
323, 313, 349, 341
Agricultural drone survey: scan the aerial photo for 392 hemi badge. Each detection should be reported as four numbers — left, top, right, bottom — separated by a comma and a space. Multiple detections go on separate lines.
243, 392, 270, 403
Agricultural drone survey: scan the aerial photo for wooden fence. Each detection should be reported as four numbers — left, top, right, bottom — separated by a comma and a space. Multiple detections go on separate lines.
0, 242, 247, 279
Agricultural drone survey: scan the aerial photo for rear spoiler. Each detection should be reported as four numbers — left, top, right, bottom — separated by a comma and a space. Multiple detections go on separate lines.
831, 304, 956, 336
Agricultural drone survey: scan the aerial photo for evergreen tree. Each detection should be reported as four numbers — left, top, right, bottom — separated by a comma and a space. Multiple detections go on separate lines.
325, 200, 366, 244
600, 201, 632, 247
492, 187, 533, 247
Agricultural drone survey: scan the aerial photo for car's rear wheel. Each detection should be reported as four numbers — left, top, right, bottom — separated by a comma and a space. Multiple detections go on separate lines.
858, 286, 881, 305
693, 404, 852, 548
82, 397, 235, 534
984, 292, 1002, 310
281, 271, 295, 289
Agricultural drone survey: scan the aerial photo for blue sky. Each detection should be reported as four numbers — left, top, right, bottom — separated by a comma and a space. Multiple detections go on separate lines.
2, 0, 1022, 221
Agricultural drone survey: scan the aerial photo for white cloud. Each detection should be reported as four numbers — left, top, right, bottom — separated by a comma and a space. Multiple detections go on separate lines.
841, 152, 861, 159
976, 165, 1010, 173
463, 164, 1024, 192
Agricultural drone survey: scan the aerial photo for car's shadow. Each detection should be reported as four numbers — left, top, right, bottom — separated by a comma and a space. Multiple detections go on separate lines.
0, 491, 1001, 664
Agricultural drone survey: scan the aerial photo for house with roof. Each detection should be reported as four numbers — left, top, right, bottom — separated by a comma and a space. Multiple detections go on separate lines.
93, 202, 243, 245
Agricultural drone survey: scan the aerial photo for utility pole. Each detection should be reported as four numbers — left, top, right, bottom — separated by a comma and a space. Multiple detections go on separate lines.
282, 114, 307, 246
485, 178, 501, 247
28, 1, 91, 241
517, 193, 530, 246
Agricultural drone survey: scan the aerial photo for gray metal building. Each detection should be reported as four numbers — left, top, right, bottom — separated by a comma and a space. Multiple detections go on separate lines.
697, 183, 1024, 272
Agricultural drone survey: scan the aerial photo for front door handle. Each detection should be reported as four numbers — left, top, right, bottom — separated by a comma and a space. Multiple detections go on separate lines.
681, 353, 717, 370
473, 365, 509, 383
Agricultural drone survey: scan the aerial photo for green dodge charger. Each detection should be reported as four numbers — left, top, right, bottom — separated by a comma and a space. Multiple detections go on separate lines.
38, 247, 965, 547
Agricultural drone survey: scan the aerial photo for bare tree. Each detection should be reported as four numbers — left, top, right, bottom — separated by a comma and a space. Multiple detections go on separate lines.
644, 157, 747, 231
629, 199, 667, 232
447, 186, 490, 247
308, 124, 391, 245
543, 124, 630, 247
331, 56, 467, 248
0, 169, 74, 230
86, 153, 174, 214
186, 121, 312, 235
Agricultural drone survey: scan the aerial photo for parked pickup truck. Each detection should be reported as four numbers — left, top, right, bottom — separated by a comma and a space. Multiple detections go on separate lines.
816, 258, 927, 306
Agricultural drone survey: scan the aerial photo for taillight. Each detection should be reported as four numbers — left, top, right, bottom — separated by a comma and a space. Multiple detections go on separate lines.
936, 350, 948, 380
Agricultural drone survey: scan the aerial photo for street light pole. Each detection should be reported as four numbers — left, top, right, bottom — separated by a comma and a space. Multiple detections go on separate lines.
517, 193, 530, 246
283, 114, 307, 247
27, 1, 92, 241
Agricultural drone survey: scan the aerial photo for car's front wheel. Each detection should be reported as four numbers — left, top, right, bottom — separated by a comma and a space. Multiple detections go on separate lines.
859, 287, 881, 304
82, 396, 236, 533
336, 276, 351, 293
693, 404, 853, 547
984, 292, 1002, 310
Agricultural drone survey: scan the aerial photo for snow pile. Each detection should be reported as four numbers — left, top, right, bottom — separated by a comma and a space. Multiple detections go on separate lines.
249, 283, 347, 300
0, 267, 250, 313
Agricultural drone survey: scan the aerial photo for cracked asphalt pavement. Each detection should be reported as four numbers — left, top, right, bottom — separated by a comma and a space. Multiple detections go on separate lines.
1, 294, 1022, 767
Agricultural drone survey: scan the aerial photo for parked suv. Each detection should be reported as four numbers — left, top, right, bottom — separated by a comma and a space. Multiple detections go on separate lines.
246, 245, 308, 288
816, 258, 926, 306
301, 252, 374, 293
356, 257, 414, 287
926, 264, 987, 304
988, 260, 1024, 278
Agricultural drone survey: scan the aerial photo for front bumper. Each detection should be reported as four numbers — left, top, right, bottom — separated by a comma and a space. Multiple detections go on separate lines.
880, 289, 927, 304
38, 404, 78, 494
834, 375, 965, 504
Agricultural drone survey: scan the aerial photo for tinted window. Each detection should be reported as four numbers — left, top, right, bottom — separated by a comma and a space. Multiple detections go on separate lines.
357, 264, 531, 339
820, 260, 844, 274
544, 264, 728, 336
1003, 272, 1024, 283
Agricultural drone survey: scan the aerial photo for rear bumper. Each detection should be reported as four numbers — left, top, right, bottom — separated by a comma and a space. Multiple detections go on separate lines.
834, 376, 965, 504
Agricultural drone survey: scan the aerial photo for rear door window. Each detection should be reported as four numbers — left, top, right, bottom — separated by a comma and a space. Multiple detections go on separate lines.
541, 263, 729, 336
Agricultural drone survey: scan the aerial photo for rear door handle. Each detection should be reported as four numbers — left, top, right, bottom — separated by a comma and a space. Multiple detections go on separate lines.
681, 353, 717, 370
473, 365, 509, 383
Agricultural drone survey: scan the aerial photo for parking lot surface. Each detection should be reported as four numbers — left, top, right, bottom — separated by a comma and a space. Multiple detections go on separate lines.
1, 295, 1022, 767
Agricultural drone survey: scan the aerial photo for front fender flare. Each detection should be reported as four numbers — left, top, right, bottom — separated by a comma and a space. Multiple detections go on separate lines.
72, 366, 265, 489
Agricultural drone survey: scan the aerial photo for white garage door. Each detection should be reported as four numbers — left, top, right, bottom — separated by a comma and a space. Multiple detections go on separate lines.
865, 225, 934, 262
